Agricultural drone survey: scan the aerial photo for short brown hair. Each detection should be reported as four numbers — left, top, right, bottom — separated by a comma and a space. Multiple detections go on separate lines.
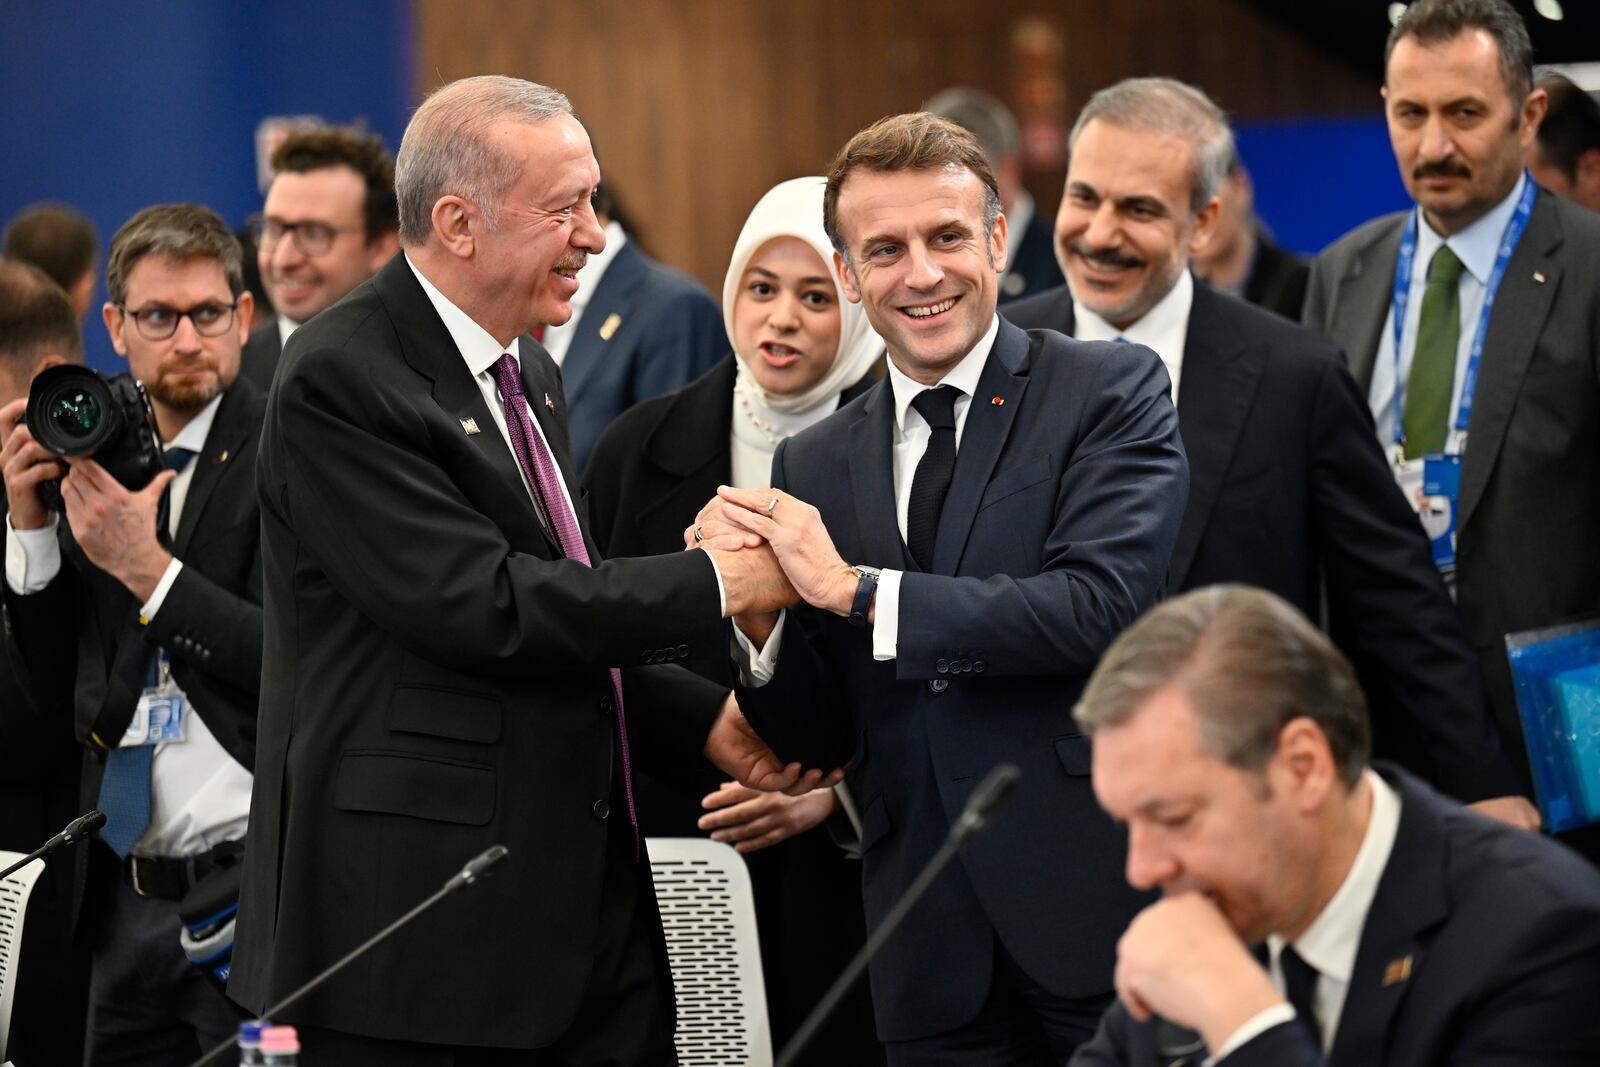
1074, 585, 1371, 788
3, 202, 99, 292
823, 112, 1002, 263
0, 257, 83, 373
270, 126, 399, 241
106, 203, 243, 306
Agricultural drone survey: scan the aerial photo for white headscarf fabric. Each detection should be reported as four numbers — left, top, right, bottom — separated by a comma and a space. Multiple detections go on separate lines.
721, 177, 883, 416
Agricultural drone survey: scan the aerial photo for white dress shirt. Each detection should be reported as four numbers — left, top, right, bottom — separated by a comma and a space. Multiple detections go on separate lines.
276, 314, 301, 352
5, 392, 254, 858
1368, 173, 1527, 452
539, 220, 627, 366
1211, 770, 1403, 1061
406, 255, 726, 609
739, 314, 1000, 680
1071, 268, 1194, 405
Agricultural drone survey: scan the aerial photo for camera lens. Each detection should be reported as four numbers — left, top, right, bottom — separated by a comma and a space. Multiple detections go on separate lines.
46, 388, 102, 440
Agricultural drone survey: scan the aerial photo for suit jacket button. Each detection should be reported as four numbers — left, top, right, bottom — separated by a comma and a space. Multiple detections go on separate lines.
676, 644, 689, 659
973, 660, 986, 673
600, 695, 614, 715
959, 659, 972, 673
929, 678, 949, 694
935, 658, 949, 674
593, 799, 610, 820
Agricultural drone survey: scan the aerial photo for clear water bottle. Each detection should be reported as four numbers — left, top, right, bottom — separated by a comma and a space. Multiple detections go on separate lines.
260, 1025, 300, 1065
237, 1018, 271, 1065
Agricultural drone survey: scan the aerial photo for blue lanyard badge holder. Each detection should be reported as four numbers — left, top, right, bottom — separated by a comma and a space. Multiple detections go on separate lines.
122, 650, 188, 747
1387, 177, 1535, 578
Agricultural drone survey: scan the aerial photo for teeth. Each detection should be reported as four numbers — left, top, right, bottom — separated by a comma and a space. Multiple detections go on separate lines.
766, 343, 797, 356
905, 298, 955, 318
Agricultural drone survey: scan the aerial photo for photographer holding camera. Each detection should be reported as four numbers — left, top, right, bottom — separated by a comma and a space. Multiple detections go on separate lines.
1, 203, 266, 1065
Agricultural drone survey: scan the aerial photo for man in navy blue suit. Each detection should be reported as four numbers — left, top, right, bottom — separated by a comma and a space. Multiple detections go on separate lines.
697, 113, 1188, 1064
1071, 584, 1600, 1066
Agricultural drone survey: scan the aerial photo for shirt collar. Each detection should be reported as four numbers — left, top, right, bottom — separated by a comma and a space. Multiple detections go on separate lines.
1269, 769, 1402, 987
1072, 267, 1194, 348
405, 252, 515, 377
570, 221, 627, 312
885, 313, 999, 432
276, 315, 301, 352
1416, 171, 1527, 286
167, 391, 225, 453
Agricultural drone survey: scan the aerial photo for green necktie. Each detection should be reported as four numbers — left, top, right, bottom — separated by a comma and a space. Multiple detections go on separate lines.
1402, 244, 1466, 459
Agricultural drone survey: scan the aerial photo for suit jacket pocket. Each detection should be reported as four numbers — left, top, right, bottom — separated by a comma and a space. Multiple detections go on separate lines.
1054, 733, 1092, 776
333, 750, 496, 825
388, 686, 502, 744
978, 452, 1053, 512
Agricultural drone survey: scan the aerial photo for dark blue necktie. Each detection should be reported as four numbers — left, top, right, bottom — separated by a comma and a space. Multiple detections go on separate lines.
1281, 945, 1322, 1050
97, 446, 196, 858
906, 386, 959, 572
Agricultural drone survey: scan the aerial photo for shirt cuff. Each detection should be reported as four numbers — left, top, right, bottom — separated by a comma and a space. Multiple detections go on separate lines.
1207, 1003, 1297, 1064
699, 546, 727, 616
871, 569, 902, 661
5, 513, 62, 594
731, 610, 786, 686
139, 558, 185, 621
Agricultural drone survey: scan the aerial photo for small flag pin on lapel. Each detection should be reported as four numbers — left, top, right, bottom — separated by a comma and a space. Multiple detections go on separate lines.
460, 417, 481, 436
214, 449, 230, 464
1382, 955, 1414, 987
599, 312, 622, 341
544, 393, 556, 414
1533, 271, 1546, 284
991, 396, 1005, 406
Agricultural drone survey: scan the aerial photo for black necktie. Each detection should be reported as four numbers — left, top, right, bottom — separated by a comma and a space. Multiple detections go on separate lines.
906, 385, 959, 572
155, 446, 197, 541
1280, 945, 1322, 1050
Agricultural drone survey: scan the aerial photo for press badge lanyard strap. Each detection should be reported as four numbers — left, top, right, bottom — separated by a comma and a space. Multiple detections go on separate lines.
1390, 174, 1535, 459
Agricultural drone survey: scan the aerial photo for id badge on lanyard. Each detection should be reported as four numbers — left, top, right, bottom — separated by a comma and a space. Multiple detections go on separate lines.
121, 651, 188, 748
1388, 175, 1535, 575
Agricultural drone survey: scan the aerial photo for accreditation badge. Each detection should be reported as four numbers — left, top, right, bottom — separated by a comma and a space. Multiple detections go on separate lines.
1391, 452, 1460, 577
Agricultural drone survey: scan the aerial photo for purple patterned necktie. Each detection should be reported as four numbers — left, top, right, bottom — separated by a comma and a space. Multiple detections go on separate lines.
491, 353, 638, 852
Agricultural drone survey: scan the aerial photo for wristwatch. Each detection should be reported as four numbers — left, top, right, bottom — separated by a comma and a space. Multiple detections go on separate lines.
848, 565, 881, 628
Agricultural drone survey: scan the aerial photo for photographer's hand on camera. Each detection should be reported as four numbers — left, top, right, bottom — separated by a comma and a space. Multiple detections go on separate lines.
0, 397, 65, 532
59, 457, 176, 602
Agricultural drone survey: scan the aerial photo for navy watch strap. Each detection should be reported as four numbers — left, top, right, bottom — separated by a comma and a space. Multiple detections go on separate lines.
848, 566, 880, 628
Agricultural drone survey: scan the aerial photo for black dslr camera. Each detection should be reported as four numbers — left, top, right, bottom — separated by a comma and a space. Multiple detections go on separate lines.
23, 365, 165, 509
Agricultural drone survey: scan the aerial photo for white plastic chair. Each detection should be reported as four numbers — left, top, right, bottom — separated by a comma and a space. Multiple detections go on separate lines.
0, 851, 45, 1064
648, 838, 771, 1067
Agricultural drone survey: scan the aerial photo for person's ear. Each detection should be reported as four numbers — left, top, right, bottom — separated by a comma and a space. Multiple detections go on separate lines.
430, 197, 479, 260
103, 302, 129, 357
834, 251, 863, 305
1189, 195, 1224, 255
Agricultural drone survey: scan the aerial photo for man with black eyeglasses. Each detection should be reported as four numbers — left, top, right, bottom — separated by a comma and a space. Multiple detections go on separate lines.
243, 125, 399, 391
0, 202, 265, 1065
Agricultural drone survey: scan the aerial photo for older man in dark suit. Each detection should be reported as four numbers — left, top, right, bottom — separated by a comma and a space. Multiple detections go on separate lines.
229, 75, 821, 1065
1070, 585, 1600, 1067
1004, 77, 1534, 830
1303, 0, 1600, 815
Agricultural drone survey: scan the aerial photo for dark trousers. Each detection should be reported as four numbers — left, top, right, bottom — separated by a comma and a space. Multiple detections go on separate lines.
297, 796, 676, 1067
85, 869, 242, 1066
884, 937, 1111, 1067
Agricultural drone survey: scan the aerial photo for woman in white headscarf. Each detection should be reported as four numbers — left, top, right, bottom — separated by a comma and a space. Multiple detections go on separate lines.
584, 176, 885, 1064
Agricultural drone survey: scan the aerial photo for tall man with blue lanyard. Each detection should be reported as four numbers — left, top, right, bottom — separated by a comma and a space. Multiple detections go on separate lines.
1305, 0, 1600, 853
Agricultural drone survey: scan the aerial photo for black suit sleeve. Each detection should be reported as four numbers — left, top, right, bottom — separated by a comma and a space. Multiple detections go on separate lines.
1309, 359, 1519, 801
145, 547, 263, 699
2, 564, 80, 721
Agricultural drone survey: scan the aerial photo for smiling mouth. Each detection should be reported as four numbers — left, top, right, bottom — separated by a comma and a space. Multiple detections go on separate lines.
901, 296, 958, 320
759, 341, 801, 366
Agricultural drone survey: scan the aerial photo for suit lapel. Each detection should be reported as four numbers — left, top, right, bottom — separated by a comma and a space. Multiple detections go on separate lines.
520, 335, 593, 555
932, 321, 1030, 575
559, 242, 645, 402
1328, 771, 1448, 1066
1336, 220, 1405, 389
1457, 191, 1561, 534
847, 380, 905, 568
633, 356, 736, 533
372, 256, 555, 555
172, 381, 258, 556
1169, 288, 1269, 589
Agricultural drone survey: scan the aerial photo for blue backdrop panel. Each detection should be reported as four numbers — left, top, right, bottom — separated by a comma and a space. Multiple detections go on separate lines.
1236, 114, 1412, 261
0, 1, 414, 372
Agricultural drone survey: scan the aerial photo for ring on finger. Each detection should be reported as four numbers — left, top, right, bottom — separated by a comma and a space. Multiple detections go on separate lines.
765, 496, 779, 515
693, 524, 705, 544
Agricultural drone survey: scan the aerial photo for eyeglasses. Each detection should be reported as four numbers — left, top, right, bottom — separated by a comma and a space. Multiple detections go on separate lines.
116, 301, 238, 341
247, 214, 356, 257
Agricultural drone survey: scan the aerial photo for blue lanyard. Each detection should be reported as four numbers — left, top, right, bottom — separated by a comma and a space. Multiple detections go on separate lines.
1389, 174, 1536, 451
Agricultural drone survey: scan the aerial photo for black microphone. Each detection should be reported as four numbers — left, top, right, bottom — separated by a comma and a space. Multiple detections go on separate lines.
0, 808, 107, 882
774, 763, 1022, 1067
186, 844, 511, 1067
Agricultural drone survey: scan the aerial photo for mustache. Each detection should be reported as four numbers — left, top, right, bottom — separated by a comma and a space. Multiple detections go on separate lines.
554, 252, 588, 273
1069, 242, 1144, 270
1413, 160, 1471, 180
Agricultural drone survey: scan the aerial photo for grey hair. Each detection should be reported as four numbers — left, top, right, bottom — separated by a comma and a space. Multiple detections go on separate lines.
1387, 0, 1534, 109
1073, 585, 1371, 789
395, 75, 574, 245
923, 87, 1021, 167
1068, 77, 1235, 215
